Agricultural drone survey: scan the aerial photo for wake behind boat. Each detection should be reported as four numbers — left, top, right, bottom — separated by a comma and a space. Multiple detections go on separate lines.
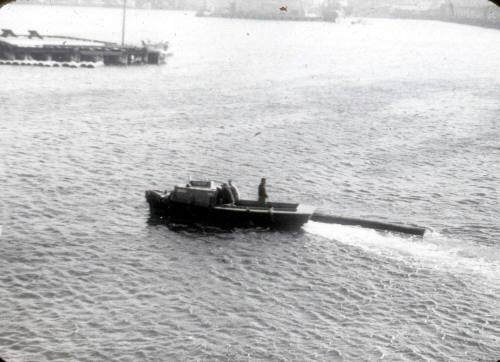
145, 180, 315, 230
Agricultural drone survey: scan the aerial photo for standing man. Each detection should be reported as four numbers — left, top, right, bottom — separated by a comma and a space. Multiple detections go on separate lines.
228, 180, 240, 204
258, 178, 268, 205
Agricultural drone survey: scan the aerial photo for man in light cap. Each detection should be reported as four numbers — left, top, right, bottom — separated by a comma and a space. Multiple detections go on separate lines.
228, 180, 240, 204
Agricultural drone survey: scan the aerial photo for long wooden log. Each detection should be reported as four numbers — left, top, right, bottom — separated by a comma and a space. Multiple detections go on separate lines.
311, 212, 426, 236
0, 0, 15, 9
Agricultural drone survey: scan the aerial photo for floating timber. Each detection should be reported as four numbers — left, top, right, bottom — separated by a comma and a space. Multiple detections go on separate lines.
0, 29, 169, 68
311, 212, 426, 236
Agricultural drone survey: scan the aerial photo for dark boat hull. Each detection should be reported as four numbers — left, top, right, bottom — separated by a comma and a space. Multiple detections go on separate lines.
145, 190, 312, 230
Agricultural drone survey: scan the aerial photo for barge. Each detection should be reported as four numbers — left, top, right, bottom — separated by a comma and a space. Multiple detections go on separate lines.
0, 29, 168, 68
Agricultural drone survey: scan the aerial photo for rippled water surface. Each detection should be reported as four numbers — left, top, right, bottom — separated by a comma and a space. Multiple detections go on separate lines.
1, 5, 499, 361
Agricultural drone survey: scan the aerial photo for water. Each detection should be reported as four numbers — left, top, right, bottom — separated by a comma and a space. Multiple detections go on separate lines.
1, 5, 499, 361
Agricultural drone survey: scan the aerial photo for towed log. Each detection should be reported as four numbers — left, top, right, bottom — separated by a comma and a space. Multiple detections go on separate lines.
311, 212, 426, 236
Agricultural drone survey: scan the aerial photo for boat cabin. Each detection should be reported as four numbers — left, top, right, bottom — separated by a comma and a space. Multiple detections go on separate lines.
168, 180, 301, 212
169, 181, 218, 207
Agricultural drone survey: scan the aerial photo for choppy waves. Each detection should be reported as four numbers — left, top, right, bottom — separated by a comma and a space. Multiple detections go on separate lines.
1, 5, 499, 361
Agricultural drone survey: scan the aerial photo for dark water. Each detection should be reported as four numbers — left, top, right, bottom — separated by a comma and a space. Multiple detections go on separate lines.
1, 5, 499, 361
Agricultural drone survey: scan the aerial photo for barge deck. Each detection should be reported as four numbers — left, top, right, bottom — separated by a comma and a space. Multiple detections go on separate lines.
0, 29, 168, 68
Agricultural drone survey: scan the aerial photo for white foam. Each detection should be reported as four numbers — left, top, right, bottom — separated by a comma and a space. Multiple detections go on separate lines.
303, 221, 500, 280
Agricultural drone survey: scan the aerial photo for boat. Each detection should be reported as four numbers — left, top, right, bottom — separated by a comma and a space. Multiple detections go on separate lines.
146, 180, 426, 235
145, 180, 315, 230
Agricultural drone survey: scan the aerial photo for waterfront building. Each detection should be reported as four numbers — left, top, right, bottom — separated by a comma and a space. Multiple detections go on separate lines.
233, 0, 305, 18
443, 0, 500, 20
204, 0, 306, 19
347, 0, 500, 28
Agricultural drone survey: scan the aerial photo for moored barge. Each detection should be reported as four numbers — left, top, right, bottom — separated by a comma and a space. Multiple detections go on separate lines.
0, 29, 168, 68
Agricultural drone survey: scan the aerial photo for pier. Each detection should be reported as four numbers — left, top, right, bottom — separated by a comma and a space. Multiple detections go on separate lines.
0, 29, 168, 68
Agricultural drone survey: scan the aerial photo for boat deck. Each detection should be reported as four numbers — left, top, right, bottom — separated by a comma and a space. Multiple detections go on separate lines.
214, 200, 315, 215
0, 34, 111, 49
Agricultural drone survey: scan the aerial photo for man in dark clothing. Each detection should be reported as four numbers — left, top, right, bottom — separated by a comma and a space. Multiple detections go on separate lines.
258, 178, 268, 205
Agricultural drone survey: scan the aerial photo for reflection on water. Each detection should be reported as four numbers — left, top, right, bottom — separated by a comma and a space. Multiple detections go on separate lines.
147, 214, 235, 234
0, 4, 499, 361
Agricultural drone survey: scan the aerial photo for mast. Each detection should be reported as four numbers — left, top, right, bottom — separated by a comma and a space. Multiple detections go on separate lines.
121, 0, 127, 47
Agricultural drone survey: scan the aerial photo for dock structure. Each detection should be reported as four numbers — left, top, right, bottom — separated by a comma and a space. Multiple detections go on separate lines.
0, 29, 168, 68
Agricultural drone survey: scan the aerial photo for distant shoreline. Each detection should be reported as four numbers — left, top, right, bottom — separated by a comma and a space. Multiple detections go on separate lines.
10, 0, 194, 10
7, 2, 500, 31
361, 14, 500, 31
10, 1, 186, 10
352, 3, 500, 31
